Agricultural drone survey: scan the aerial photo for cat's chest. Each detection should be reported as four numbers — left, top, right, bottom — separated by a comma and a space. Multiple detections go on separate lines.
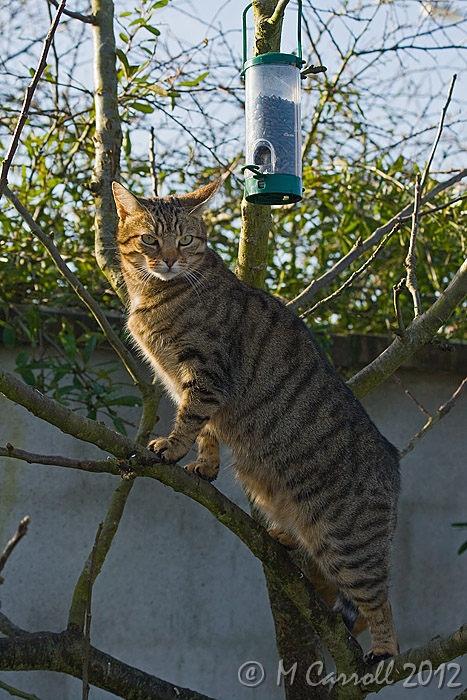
127, 313, 185, 404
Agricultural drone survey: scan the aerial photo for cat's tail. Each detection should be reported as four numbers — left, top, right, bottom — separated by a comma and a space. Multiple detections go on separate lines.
333, 591, 359, 632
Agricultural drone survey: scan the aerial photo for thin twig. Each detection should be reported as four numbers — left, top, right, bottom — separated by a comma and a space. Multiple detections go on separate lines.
149, 127, 158, 197
0, 444, 125, 475
393, 278, 407, 335
0, 0, 67, 199
404, 173, 423, 317
0, 679, 45, 700
400, 377, 467, 458
46, 0, 96, 24
82, 523, 103, 700
391, 374, 430, 417
0, 517, 30, 583
420, 74, 457, 194
300, 225, 398, 319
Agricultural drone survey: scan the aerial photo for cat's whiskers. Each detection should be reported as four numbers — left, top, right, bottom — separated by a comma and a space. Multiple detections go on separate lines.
182, 268, 207, 299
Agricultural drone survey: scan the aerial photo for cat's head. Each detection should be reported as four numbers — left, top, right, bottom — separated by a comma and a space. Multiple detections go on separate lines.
112, 181, 218, 282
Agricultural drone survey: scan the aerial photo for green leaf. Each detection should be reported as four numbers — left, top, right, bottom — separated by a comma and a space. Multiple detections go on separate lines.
148, 84, 168, 97
105, 395, 143, 407
116, 49, 131, 78
144, 24, 161, 36
179, 71, 209, 88
83, 334, 98, 363
1, 325, 16, 349
129, 102, 155, 113
458, 541, 467, 555
15, 367, 36, 387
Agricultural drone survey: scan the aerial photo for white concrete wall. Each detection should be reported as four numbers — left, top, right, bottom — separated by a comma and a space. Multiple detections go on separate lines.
0, 347, 466, 700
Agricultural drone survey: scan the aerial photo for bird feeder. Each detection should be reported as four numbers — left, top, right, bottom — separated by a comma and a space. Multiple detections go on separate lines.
242, 1, 304, 205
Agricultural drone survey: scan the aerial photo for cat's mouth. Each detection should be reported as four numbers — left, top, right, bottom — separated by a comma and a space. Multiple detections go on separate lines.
147, 261, 183, 281
154, 269, 181, 281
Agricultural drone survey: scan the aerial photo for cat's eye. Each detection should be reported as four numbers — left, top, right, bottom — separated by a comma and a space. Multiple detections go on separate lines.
179, 234, 194, 247
141, 233, 158, 246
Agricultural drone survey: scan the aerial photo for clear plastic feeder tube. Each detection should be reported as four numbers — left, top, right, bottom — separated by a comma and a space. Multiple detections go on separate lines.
243, 53, 302, 204
245, 58, 301, 178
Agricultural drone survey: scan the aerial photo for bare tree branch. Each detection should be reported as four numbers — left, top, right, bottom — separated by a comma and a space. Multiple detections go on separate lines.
91, 0, 123, 294
361, 623, 467, 694
81, 523, 103, 700
0, 444, 124, 475
391, 375, 431, 418
404, 174, 422, 318
348, 257, 467, 398
0, 517, 30, 583
393, 279, 407, 335
0, 626, 218, 700
420, 74, 457, 194
400, 377, 467, 458
0, 679, 44, 700
0, 0, 67, 199
46, 0, 96, 24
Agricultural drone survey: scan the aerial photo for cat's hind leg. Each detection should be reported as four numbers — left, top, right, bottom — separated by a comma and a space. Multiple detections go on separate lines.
184, 425, 220, 481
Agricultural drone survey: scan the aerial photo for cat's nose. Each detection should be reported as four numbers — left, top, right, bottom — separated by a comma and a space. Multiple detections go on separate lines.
164, 258, 177, 269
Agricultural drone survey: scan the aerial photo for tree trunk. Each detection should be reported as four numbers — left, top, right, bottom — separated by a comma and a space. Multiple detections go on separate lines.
238, 4, 333, 699
91, 0, 123, 296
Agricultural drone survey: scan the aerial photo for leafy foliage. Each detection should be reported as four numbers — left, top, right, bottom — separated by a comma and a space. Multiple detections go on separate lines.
0, 0, 466, 423
13, 319, 141, 434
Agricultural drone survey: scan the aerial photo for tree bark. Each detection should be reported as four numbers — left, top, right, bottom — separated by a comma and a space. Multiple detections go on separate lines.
91, 0, 123, 295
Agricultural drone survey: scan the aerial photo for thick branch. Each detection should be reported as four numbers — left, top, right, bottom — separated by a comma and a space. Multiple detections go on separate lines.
348, 257, 467, 398
0, 367, 147, 461
0, 628, 216, 700
235, 199, 271, 287
252, 0, 290, 55
361, 623, 467, 694
91, 0, 123, 294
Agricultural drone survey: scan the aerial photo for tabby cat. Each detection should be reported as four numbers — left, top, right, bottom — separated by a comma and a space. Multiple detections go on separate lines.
112, 180, 400, 663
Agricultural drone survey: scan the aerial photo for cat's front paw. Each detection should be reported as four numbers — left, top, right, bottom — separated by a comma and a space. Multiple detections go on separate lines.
267, 527, 299, 550
184, 460, 219, 482
148, 437, 186, 463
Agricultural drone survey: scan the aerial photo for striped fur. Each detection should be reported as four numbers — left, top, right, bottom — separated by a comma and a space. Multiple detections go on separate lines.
113, 181, 400, 661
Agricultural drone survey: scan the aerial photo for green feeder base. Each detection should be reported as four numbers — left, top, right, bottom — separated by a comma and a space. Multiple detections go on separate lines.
244, 173, 302, 205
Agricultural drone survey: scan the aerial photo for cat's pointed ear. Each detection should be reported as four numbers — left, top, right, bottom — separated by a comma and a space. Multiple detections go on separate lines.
178, 181, 220, 215
112, 182, 144, 221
